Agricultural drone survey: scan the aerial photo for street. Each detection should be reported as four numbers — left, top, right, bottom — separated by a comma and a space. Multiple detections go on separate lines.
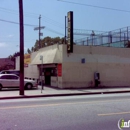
0, 93, 130, 130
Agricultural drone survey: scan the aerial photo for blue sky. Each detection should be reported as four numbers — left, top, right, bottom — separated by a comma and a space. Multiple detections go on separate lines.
0, 0, 130, 58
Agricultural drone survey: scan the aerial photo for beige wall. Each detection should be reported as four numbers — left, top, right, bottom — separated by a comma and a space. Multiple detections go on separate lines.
15, 56, 20, 70
58, 77, 63, 88
60, 45, 130, 88
16, 45, 130, 88
24, 64, 39, 79
15, 56, 39, 79
51, 76, 58, 87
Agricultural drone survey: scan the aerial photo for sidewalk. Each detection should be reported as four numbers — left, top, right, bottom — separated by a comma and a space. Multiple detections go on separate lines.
0, 86, 130, 100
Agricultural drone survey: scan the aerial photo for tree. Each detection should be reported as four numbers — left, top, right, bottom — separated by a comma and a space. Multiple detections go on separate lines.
34, 40, 40, 51
27, 48, 31, 54
33, 36, 64, 51
31, 47, 34, 52
8, 52, 20, 62
32, 36, 77, 52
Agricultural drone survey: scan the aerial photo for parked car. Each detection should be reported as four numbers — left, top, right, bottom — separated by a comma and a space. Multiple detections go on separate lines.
0, 74, 38, 90
0, 70, 20, 76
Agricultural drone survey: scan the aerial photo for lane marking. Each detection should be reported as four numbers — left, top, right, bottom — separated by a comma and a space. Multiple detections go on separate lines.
98, 111, 130, 116
1, 98, 130, 110
0, 104, 60, 110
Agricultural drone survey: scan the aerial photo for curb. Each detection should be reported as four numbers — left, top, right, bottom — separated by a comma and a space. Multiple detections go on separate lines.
0, 90, 130, 100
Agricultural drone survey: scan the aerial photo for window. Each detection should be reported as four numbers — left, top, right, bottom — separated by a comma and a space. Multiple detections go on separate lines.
0, 70, 20, 76
9, 71, 20, 76
0, 71, 9, 74
10, 75, 19, 80
1, 75, 10, 79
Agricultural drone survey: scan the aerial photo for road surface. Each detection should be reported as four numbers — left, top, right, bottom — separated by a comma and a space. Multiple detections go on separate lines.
0, 93, 130, 130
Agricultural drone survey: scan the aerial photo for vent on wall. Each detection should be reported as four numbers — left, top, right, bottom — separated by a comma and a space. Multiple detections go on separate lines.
81, 58, 85, 63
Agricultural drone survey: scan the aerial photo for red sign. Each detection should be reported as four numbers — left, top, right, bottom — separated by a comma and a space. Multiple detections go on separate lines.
58, 64, 62, 77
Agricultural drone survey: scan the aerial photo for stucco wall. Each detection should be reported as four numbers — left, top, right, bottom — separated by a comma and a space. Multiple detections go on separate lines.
51, 76, 58, 87
15, 56, 39, 79
16, 45, 130, 88
60, 45, 130, 88
58, 77, 63, 88
15, 56, 20, 70
24, 64, 39, 79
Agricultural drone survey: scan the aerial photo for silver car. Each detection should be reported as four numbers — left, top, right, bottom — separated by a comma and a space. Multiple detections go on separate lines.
0, 74, 38, 90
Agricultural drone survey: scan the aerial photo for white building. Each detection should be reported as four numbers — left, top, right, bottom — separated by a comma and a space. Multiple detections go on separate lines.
16, 43, 130, 88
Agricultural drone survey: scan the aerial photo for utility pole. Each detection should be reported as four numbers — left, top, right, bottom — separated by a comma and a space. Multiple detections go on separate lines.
34, 15, 45, 92
34, 15, 45, 49
18, 0, 24, 95
39, 15, 41, 48
40, 55, 44, 93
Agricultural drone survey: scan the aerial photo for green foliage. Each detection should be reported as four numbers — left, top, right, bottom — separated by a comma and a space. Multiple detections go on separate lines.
8, 36, 71, 57
27, 48, 31, 54
8, 52, 20, 62
33, 36, 65, 51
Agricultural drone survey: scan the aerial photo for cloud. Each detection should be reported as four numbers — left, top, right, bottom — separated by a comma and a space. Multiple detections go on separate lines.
8, 35, 14, 38
0, 43, 8, 47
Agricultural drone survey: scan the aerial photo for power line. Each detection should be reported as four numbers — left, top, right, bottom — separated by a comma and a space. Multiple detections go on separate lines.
0, 6, 64, 28
0, 18, 36, 27
46, 27, 64, 36
0, 18, 64, 36
58, 0, 130, 13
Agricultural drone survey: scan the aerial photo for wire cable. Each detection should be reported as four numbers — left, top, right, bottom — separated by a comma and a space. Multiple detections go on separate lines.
58, 0, 130, 13
0, 6, 64, 28
0, 18, 37, 27
0, 18, 64, 36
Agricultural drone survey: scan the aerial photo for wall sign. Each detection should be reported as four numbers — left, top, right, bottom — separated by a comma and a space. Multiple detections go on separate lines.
58, 64, 62, 77
67, 11, 73, 53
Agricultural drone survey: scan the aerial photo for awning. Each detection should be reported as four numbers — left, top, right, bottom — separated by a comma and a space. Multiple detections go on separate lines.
31, 48, 62, 65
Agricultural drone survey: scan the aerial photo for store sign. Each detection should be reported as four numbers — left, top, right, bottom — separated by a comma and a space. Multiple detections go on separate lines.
24, 54, 31, 67
58, 64, 62, 77
67, 11, 73, 53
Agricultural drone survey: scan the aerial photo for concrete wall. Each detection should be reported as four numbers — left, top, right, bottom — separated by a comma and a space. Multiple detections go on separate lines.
60, 45, 130, 88
15, 56, 39, 79
15, 56, 20, 70
24, 64, 39, 79
58, 77, 63, 88
51, 76, 58, 87
16, 44, 130, 88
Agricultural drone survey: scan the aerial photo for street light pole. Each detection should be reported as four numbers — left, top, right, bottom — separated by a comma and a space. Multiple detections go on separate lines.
18, 0, 24, 95
40, 55, 44, 93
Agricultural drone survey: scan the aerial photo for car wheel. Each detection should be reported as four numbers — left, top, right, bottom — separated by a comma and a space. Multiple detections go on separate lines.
0, 84, 2, 91
25, 83, 32, 90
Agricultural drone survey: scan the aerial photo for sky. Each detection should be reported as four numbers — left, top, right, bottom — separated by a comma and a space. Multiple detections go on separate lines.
0, 0, 130, 58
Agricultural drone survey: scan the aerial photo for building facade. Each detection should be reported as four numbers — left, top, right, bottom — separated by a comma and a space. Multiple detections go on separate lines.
16, 43, 130, 88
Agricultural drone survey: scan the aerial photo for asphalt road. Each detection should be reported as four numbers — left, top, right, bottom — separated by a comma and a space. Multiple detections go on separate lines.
0, 93, 130, 130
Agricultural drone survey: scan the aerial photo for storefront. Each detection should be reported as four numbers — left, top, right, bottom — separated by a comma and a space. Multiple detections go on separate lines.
16, 43, 130, 89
